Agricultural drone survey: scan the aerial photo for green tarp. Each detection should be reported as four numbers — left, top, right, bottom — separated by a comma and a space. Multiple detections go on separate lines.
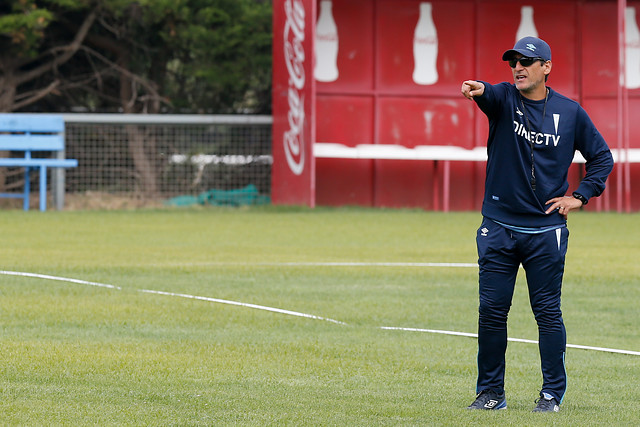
165, 184, 270, 207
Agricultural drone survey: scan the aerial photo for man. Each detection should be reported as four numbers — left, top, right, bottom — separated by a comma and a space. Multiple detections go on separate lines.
461, 36, 614, 412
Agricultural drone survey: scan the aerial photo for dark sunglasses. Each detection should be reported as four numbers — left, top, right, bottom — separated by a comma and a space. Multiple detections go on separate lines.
508, 57, 545, 68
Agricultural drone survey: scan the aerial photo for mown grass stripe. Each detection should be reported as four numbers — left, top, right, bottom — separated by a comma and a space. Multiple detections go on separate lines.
3, 269, 638, 357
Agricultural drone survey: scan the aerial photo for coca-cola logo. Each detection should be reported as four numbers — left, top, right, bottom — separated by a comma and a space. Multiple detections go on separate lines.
414, 36, 437, 44
283, 0, 306, 176
316, 34, 337, 42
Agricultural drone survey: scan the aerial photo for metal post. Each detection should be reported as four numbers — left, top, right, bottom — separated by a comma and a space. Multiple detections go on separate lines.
617, 0, 632, 213
617, 0, 625, 212
23, 166, 30, 211
52, 149, 66, 210
52, 127, 66, 211
39, 165, 47, 211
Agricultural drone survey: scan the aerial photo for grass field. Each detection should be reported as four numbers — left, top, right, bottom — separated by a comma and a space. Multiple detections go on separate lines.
1, 206, 639, 425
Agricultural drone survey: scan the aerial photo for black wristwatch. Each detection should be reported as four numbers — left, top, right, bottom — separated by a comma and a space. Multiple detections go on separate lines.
572, 192, 588, 205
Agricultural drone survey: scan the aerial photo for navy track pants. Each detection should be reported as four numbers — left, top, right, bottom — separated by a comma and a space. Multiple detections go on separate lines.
475, 218, 568, 402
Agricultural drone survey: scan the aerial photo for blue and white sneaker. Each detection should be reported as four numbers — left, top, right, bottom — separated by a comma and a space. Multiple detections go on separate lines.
532, 392, 560, 412
467, 389, 507, 410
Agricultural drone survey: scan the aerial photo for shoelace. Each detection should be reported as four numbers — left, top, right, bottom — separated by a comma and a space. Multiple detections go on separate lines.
473, 390, 502, 406
534, 397, 556, 408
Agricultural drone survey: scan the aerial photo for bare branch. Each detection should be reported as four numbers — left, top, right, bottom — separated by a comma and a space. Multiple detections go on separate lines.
11, 80, 61, 110
15, 9, 98, 86
75, 45, 171, 107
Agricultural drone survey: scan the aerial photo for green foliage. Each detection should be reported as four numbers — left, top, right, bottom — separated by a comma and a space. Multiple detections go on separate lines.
160, 0, 273, 113
0, 0, 272, 113
0, 2, 53, 56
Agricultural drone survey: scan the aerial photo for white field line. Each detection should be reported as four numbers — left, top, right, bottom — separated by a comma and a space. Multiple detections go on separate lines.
0, 270, 121, 290
2, 269, 639, 356
152, 262, 480, 268
0, 270, 342, 325
380, 326, 640, 357
138, 288, 346, 325
270, 262, 479, 268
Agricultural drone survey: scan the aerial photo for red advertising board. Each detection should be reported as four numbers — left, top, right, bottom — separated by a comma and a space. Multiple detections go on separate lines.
272, 0, 316, 206
476, 1, 579, 99
272, 0, 640, 211
582, 1, 640, 99
375, 0, 475, 97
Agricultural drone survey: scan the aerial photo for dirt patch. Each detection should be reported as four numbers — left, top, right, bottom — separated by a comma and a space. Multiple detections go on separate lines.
63, 191, 166, 210
0, 191, 167, 211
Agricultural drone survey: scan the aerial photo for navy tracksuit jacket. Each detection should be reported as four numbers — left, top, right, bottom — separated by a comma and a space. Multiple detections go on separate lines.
472, 82, 613, 402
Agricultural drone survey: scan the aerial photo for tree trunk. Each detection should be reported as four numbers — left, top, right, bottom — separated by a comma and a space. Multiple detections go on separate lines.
119, 51, 160, 198
124, 125, 158, 197
0, 73, 17, 193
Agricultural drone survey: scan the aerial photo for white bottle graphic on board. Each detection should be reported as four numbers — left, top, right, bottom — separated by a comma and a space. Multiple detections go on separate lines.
625, 6, 640, 89
413, 2, 438, 85
516, 6, 538, 41
314, 0, 339, 82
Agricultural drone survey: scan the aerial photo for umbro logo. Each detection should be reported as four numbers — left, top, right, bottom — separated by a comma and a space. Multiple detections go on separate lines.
484, 399, 500, 409
526, 43, 537, 52
481, 227, 489, 236
516, 107, 523, 116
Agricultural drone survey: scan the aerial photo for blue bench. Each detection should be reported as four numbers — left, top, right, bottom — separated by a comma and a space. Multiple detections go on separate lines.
0, 114, 78, 211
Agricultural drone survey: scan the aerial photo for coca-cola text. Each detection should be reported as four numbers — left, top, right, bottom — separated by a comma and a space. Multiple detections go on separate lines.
283, 0, 306, 175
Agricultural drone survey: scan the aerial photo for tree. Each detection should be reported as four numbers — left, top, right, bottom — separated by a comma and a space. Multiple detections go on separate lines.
0, 1, 97, 111
0, 0, 272, 197
0, 0, 272, 113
